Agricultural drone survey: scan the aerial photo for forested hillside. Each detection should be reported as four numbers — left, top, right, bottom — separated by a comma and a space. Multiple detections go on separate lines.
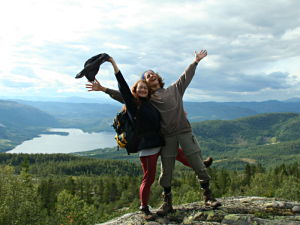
191, 112, 300, 169
0, 100, 59, 152
222, 100, 300, 114
192, 112, 300, 144
0, 153, 299, 225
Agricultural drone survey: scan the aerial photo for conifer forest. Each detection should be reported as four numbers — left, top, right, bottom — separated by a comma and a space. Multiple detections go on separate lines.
0, 153, 299, 225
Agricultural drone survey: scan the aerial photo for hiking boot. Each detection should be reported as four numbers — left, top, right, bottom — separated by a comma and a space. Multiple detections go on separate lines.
156, 192, 175, 216
203, 188, 221, 208
203, 157, 213, 168
140, 205, 156, 221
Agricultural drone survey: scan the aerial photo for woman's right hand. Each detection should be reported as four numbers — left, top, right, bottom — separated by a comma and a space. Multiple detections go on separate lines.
85, 79, 107, 92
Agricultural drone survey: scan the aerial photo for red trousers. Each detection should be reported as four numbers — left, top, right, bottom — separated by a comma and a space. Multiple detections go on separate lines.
139, 148, 190, 206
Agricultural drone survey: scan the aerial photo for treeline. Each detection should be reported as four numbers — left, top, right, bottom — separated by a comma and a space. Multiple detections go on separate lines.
0, 153, 141, 176
0, 154, 299, 225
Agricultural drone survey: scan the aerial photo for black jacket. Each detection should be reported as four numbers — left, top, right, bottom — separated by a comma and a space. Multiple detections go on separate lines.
115, 71, 164, 150
75, 53, 110, 82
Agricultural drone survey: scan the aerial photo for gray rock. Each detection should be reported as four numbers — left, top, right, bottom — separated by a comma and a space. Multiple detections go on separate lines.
292, 206, 300, 213
278, 201, 287, 208
96, 196, 300, 225
145, 222, 161, 225
222, 214, 254, 225
155, 217, 169, 224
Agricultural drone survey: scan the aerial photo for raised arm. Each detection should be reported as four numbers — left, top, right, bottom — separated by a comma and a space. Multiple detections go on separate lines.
107, 57, 120, 74
173, 50, 207, 96
108, 57, 137, 116
86, 57, 137, 117
85, 56, 120, 93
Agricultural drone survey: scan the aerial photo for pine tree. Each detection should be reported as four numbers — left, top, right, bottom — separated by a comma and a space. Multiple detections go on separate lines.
55, 190, 98, 225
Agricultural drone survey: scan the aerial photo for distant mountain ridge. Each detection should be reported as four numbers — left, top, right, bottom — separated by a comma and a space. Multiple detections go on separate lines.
183, 102, 257, 121
184, 100, 300, 121
285, 97, 300, 102
15, 100, 121, 132
11, 99, 300, 131
221, 100, 300, 113
0, 100, 58, 128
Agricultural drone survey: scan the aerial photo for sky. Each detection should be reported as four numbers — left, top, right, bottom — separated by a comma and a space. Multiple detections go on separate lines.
1, 0, 300, 102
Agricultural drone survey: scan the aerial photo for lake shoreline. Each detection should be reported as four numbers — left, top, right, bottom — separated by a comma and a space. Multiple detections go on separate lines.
8, 128, 116, 154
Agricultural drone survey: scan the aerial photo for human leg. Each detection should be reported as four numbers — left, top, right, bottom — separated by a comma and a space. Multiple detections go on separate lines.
140, 153, 159, 206
158, 135, 178, 188
176, 148, 213, 168
157, 135, 178, 215
178, 132, 221, 207
175, 148, 190, 167
178, 133, 210, 181
139, 153, 159, 219
156, 155, 176, 216
200, 181, 221, 208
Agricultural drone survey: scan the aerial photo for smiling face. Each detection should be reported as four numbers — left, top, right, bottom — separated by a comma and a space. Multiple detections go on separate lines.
135, 81, 149, 98
144, 70, 159, 87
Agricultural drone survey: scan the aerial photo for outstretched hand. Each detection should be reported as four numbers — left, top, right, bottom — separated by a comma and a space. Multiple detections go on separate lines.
85, 79, 106, 92
194, 50, 207, 63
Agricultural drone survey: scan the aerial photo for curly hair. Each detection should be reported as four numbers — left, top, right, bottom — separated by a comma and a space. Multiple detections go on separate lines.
141, 70, 165, 88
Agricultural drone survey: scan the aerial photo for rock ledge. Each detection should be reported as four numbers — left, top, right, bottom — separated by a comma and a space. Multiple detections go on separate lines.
98, 196, 300, 225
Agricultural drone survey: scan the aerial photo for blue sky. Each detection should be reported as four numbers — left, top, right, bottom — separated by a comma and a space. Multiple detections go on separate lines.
1, 0, 300, 102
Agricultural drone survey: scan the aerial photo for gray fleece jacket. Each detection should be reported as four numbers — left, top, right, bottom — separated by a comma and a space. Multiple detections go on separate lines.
105, 61, 198, 137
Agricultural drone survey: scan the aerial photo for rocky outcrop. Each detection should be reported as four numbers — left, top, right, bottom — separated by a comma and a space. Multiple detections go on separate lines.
97, 196, 300, 225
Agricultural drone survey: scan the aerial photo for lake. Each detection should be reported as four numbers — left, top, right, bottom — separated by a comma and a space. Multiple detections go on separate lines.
8, 128, 116, 154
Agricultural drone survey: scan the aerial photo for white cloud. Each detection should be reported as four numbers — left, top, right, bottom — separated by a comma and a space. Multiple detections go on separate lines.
104, 43, 130, 50
282, 27, 300, 40
202, 54, 222, 69
1, 0, 300, 101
